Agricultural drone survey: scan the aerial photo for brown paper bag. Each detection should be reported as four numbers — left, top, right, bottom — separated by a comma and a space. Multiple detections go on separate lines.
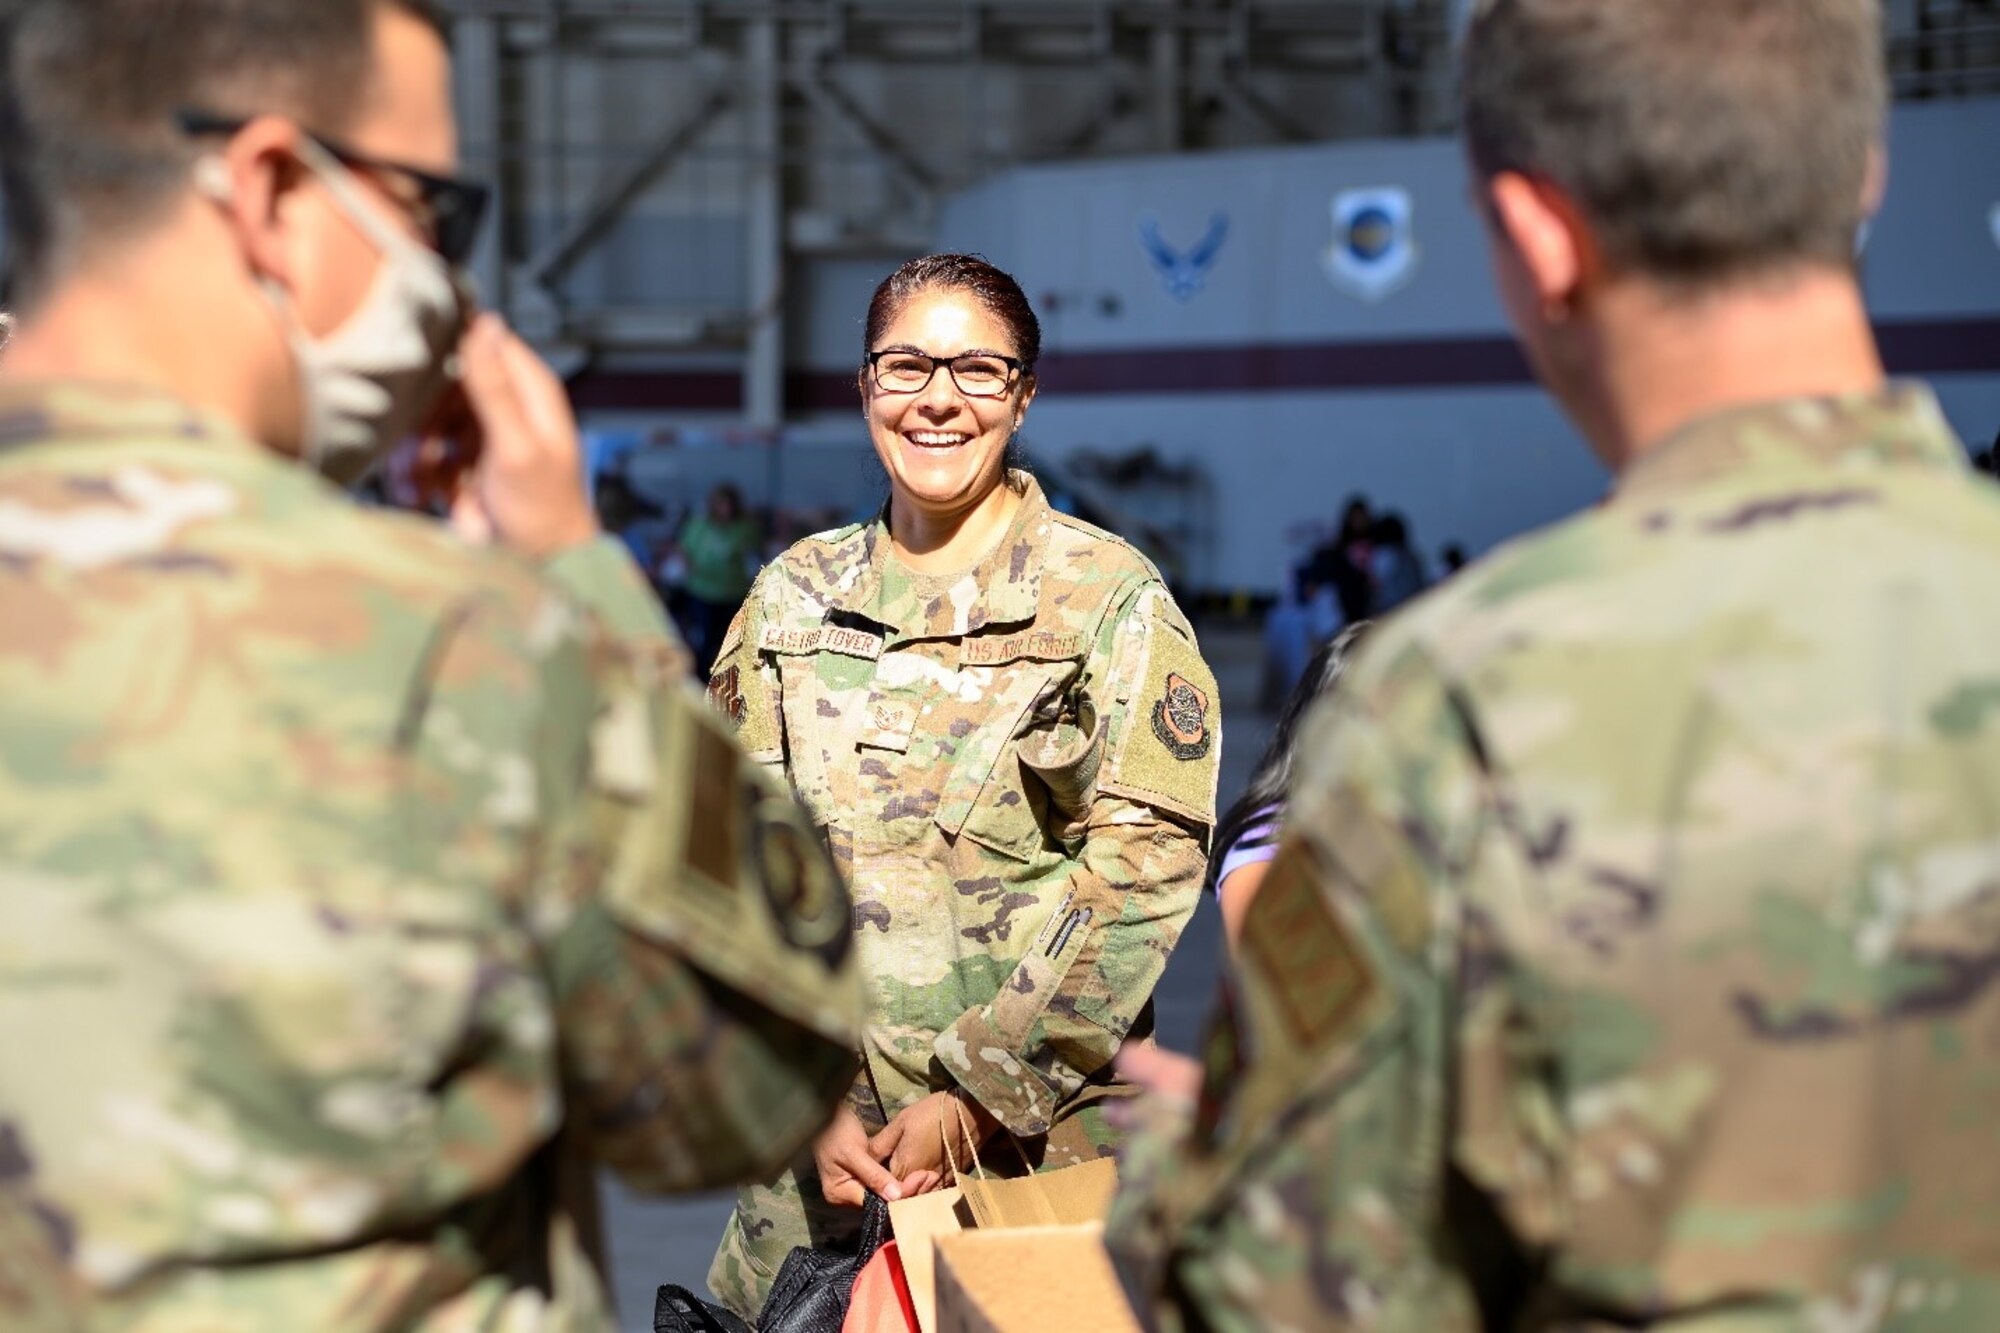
957, 1155, 1117, 1230
933, 1222, 1142, 1333
886, 1184, 966, 1333
887, 1102, 1120, 1333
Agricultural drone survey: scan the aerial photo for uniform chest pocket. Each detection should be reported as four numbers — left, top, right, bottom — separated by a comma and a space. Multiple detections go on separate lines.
773, 653, 851, 829
935, 659, 1094, 863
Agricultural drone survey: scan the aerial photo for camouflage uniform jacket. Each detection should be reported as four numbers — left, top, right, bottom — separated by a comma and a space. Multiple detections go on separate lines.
1109, 387, 2000, 1332
706, 476, 1219, 1303
0, 383, 863, 1332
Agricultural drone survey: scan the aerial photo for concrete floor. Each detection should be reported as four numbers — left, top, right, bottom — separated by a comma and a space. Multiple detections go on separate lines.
602, 623, 1273, 1330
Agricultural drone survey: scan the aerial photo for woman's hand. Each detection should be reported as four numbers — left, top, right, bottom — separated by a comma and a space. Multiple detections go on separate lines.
812, 1105, 943, 1208
869, 1090, 1001, 1185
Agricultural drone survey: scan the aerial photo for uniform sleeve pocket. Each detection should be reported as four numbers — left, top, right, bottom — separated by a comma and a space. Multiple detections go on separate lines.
1017, 696, 1104, 850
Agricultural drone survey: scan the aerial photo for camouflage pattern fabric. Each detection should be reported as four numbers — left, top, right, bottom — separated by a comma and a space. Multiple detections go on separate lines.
0, 383, 863, 1332
1109, 386, 2000, 1332
706, 474, 1220, 1319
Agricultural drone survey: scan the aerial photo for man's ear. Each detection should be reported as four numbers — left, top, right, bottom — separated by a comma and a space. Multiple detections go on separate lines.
1488, 171, 1594, 317
209, 116, 309, 291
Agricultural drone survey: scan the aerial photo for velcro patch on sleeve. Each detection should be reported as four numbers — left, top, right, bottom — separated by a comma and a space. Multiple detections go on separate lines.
1239, 837, 1378, 1053
707, 614, 782, 763
685, 723, 744, 890
604, 693, 860, 1044
1102, 614, 1221, 828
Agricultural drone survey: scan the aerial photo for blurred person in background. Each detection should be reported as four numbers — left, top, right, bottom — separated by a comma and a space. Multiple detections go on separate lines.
1305, 493, 1377, 626
1111, 0, 2000, 1328
0, 2, 859, 1327
704, 253, 1220, 1321
1265, 496, 1372, 704
1208, 623, 1372, 949
676, 481, 763, 670
1367, 510, 1429, 613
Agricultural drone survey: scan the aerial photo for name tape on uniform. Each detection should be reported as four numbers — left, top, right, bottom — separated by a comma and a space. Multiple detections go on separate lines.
758, 625, 885, 661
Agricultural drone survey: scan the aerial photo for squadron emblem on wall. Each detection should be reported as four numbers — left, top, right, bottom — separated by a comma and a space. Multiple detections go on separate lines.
1323, 186, 1419, 303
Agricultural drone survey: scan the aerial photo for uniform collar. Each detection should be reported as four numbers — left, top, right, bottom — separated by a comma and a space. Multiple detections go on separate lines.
0, 380, 262, 457
822, 471, 1054, 641
1613, 383, 1965, 504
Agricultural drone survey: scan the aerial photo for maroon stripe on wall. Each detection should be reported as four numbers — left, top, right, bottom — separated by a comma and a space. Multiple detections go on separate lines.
568, 317, 2000, 413
569, 370, 742, 412
1879, 318, 2000, 376
1034, 335, 1533, 394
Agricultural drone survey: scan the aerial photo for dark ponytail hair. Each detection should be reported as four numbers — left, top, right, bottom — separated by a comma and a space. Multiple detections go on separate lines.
1204, 621, 1373, 895
863, 253, 1041, 376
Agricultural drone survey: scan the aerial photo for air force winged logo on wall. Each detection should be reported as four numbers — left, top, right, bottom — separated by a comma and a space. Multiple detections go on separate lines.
1324, 187, 1419, 303
1139, 214, 1229, 302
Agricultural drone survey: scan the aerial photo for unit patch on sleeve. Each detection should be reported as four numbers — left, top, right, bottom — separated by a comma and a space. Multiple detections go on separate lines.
750, 795, 853, 970
1240, 837, 1378, 1053
1101, 607, 1222, 828
1151, 672, 1213, 761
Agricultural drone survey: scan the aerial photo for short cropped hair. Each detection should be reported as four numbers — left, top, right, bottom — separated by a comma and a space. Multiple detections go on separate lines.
0, 0, 448, 301
1461, 0, 1886, 285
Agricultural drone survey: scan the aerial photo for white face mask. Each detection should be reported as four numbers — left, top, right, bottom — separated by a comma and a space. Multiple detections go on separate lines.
209, 138, 473, 485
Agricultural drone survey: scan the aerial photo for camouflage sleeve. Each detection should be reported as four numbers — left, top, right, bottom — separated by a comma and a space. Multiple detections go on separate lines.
0, 1187, 83, 1330
704, 582, 782, 765
416, 581, 863, 1194
937, 582, 1218, 1138
542, 536, 694, 679
1110, 641, 1540, 1332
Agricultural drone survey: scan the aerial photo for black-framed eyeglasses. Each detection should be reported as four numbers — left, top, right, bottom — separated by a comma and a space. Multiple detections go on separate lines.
175, 109, 490, 267
866, 349, 1027, 399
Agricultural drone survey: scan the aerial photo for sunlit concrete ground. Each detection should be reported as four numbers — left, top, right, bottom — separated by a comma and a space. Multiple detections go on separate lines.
602, 622, 1276, 1330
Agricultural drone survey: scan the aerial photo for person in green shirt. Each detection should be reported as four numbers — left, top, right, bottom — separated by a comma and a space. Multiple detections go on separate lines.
678, 482, 764, 668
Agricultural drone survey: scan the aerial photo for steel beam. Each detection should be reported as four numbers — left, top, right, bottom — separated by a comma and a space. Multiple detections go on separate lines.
786, 67, 940, 196
452, 15, 508, 305
519, 84, 735, 288
744, 17, 786, 429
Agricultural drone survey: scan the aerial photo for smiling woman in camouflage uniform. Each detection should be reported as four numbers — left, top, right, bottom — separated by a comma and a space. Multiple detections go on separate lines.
705, 254, 1221, 1320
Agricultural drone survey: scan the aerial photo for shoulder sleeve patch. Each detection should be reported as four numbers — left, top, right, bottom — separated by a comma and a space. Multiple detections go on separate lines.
707, 600, 782, 763
1239, 836, 1377, 1054
604, 691, 859, 1045
1100, 595, 1222, 829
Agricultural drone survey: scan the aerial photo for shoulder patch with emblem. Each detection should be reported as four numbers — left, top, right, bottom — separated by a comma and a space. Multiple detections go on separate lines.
1240, 837, 1377, 1052
1151, 672, 1213, 761
749, 795, 852, 970
1101, 600, 1222, 828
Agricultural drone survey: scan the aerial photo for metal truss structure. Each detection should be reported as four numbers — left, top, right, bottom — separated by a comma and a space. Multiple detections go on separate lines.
440, 0, 1999, 424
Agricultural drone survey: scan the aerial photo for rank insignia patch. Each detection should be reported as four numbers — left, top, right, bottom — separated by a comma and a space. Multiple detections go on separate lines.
708, 664, 746, 728
1151, 672, 1213, 761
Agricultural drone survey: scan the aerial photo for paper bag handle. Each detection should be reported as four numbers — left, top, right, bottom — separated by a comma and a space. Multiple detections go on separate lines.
942, 1092, 987, 1184
940, 1088, 1040, 1184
